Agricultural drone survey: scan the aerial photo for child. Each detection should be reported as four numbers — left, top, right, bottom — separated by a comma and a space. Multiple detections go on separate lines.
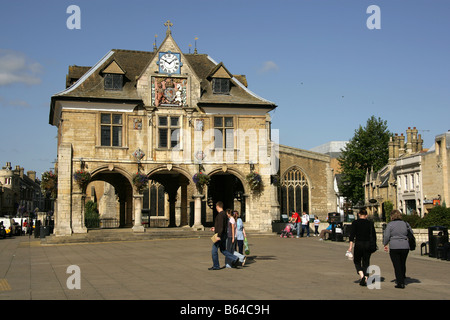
314, 215, 320, 236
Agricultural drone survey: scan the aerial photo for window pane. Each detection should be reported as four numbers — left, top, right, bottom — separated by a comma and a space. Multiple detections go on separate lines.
112, 126, 122, 147
222, 79, 230, 93
159, 116, 167, 126
225, 128, 234, 149
159, 128, 168, 148
170, 116, 179, 127
150, 184, 157, 216
105, 74, 123, 91
101, 113, 111, 124
214, 128, 223, 148
101, 126, 111, 146
104, 74, 113, 90
296, 185, 302, 213
112, 114, 122, 125
112, 74, 122, 90
214, 117, 223, 127
225, 117, 233, 127
303, 185, 309, 213
171, 129, 180, 148
288, 186, 294, 213
213, 78, 230, 94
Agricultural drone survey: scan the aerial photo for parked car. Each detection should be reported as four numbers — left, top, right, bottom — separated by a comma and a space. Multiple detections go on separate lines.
0, 218, 12, 237
0, 223, 6, 239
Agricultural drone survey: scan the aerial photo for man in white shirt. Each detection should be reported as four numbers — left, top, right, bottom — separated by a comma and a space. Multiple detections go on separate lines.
300, 211, 310, 237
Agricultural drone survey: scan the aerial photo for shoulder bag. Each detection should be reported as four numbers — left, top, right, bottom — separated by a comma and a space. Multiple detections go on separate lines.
405, 222, 416, 251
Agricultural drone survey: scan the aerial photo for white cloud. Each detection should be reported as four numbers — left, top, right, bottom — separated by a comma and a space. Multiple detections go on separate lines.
0, 96, 30, 108
0, 49, 43, 86
257, 61, 279, 74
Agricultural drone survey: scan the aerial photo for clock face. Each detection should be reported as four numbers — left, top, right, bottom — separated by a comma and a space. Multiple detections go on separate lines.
158, 52, 181, 74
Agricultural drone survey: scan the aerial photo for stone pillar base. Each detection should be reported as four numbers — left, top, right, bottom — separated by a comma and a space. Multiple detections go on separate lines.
192, 224, 205, 231
132, 225, 145, 233
72, 227, 88, 234
192, 194, 204, 231
54, 227, 72, 236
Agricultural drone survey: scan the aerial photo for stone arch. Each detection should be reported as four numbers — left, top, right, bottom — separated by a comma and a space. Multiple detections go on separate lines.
207, 167, 249, 195
145, 165, 192, 227
147, 165, 192, 183
207, 167, 247, 221
86, 165, 134, 228
90, 165, 134, 189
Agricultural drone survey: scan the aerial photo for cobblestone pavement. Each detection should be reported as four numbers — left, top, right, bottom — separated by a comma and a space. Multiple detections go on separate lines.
0, 233, 449, 302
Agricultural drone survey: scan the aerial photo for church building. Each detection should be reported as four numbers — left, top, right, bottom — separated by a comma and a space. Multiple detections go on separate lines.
49, 21, 334, 236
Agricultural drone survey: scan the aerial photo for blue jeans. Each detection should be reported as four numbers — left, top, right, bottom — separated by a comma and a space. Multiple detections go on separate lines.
301, 224, 310, 237
295, 222, 301, 237
211, 236, 238, 269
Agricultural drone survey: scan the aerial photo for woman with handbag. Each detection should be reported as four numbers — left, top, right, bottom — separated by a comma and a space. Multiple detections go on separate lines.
347, 209, 377, 286
383, 210, 414, 289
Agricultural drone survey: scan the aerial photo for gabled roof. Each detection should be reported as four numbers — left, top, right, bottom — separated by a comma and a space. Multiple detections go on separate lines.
206, 62, 233, 79
50, 38, 277, 124
196, 55, 276, 107
54, 49, 155, 101
101, 60, 126, 75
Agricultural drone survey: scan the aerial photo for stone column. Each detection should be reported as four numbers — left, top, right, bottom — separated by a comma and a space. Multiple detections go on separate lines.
180, 182, 188, 226
132, 194, 145, 232
72, 191, 87, 234
167, 190, 177, 227
244, 194, 250, 222
270, 184, 280, 221
192, 194, 204, 230
55, 143, 73, 236
175, 188, 181, 227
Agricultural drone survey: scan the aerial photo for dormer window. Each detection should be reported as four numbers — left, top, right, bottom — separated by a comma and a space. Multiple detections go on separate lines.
104, 74, 123, 91
212, 78, 230, 94
101, 60, 126, 91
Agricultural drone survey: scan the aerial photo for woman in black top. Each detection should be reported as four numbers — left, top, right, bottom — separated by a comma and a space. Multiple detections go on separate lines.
347, 209, 376, 286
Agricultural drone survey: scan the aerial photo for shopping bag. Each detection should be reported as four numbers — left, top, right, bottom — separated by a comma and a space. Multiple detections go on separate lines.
211, 233, 219, 243
345, 250, 353, 260
244, 237, 250, 255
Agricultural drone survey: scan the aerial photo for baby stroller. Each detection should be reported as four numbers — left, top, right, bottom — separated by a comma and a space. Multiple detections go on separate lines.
280, 223, 296, 238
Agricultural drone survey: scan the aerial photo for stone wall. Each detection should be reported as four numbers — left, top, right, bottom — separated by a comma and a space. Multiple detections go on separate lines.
278, 145, 333, 221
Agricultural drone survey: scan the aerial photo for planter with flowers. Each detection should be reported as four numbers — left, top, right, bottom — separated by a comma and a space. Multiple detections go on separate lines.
246, 171, 262, 192
193, 171, 210, 193
41, 170, 58, 198
73, 170, 91, 193
132, 172, 149, 194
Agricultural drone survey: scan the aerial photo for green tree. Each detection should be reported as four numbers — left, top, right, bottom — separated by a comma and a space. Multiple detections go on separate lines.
85, 200, 99, 228
338, 116, 392, 206
383, 200, 394, 222
419, 205, 450, 228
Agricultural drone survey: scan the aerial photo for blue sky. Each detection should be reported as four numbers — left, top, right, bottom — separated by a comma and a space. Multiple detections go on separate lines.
1, 0, 449, 178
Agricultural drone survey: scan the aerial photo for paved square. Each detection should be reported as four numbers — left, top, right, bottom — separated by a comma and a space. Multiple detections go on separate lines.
0, 233, 449, 301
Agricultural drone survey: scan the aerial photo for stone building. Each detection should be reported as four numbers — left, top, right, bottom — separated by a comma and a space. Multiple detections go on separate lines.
421, 131, 450, 212
277, 145, 335, 217
49, 22, 334, 236
364, 127, 424, 217
0, 162, 44, 216
365, 128, 450, 218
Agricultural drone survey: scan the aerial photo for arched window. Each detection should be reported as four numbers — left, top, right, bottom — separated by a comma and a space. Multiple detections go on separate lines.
280, 167, 310, 215
143, 180, 165, 217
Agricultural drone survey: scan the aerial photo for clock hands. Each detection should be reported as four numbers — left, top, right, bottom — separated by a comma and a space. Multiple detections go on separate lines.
160, 54, 180, 73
